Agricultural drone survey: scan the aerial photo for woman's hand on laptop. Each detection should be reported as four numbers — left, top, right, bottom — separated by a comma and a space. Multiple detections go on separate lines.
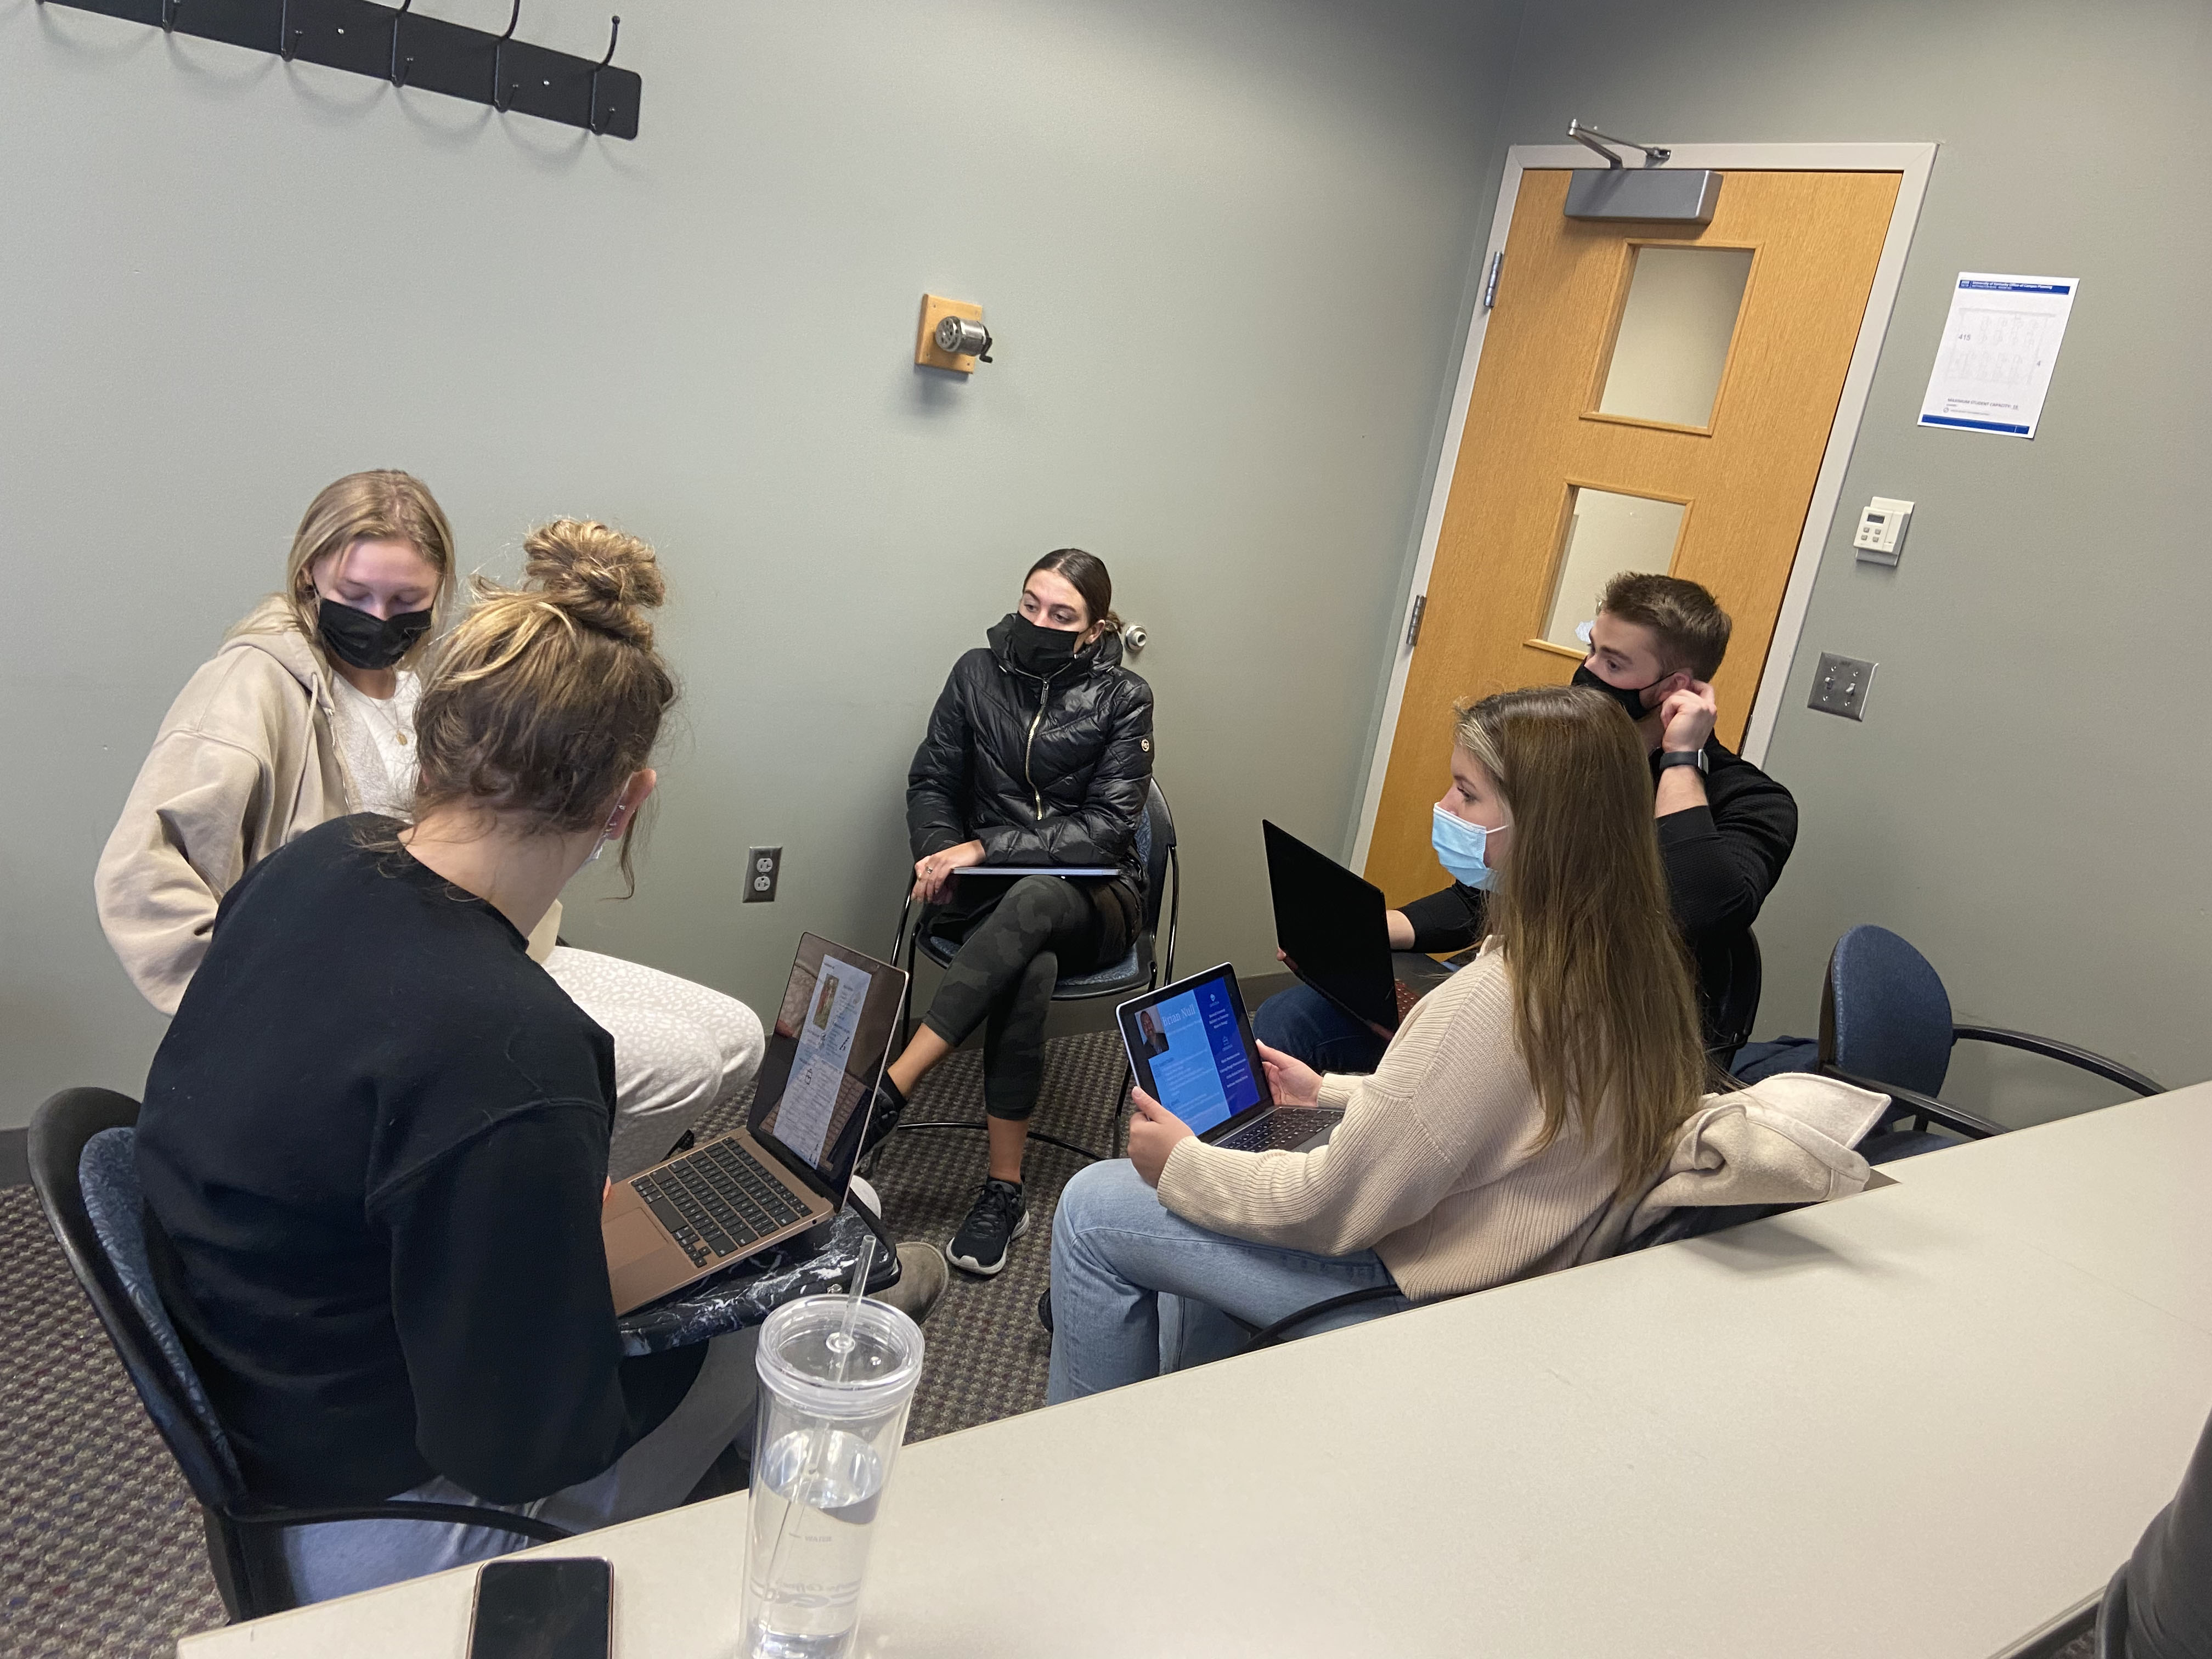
912, 840, 985, 903
1126, 1090, 1194, 1187
1257, 1042, 1321, 1108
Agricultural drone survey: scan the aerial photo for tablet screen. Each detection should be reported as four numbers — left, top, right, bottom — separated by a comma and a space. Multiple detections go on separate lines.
1124, 970, 1267, 1136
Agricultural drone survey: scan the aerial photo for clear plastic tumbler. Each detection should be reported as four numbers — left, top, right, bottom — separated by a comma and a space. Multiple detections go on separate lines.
742, 1294, 924, 1659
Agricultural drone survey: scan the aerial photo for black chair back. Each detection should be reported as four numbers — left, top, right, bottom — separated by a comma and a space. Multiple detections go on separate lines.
1697, 928, 1762, 1060
27, 1087, 570, 1622
27, 1088, 267, 1616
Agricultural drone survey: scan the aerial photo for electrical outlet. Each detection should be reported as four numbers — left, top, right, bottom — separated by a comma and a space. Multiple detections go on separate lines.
743, 846, 782, 903
1808, 653, 1876, 721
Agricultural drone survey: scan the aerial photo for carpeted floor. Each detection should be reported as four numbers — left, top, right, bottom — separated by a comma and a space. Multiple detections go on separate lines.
0, 1031, 1127, 1658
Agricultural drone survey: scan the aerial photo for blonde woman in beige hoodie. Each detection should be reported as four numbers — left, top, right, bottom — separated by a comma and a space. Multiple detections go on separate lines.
95, 471, 761, 1177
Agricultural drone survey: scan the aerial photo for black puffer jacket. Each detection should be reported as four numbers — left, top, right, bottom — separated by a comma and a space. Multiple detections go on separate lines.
906, 617, 1155, 935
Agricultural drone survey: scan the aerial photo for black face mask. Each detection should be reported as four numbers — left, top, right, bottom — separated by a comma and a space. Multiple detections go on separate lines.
317, 598, 432, 671
1571, 662, 1660, 725
1006, 613, 1082, 678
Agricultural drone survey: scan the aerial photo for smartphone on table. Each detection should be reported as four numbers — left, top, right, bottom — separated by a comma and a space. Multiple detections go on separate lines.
468, 1558, 611, 1659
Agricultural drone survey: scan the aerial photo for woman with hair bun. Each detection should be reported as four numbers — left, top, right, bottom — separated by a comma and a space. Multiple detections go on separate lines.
134, 520, 757, 1602
95, 473, 761, 1177
881, 548, 1155, 1278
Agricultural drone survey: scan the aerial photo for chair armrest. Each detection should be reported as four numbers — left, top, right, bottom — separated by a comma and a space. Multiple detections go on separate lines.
1951, 1025, 2165, 1097
1820, 1064, 2008, 1142
1162, 844, 1180, 989
1239, 1284, 1402, 1353
229, 1499, 574, 1544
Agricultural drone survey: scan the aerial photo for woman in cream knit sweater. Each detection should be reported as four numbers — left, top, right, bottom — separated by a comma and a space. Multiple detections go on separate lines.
1046, 682, 1714, 1401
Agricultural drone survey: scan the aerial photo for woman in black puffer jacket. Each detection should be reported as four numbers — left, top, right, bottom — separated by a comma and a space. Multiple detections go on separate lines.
873, 549, 1154, 1278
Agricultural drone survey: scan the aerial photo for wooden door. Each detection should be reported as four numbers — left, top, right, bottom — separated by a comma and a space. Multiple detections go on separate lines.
1364, 168, 1901, 904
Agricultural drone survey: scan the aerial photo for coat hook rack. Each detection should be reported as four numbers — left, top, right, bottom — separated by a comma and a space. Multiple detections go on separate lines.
47, 0, 642, 139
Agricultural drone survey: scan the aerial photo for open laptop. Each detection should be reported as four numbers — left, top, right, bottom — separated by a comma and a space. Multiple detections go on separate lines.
1116, 965, 1342, 1154
1263, 820, 1449, 1036
603, 933, 907, 1315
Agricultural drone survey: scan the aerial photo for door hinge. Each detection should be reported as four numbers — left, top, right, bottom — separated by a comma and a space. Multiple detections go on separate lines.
1481, 251, 1504, 311
1405, 594, 1427, 651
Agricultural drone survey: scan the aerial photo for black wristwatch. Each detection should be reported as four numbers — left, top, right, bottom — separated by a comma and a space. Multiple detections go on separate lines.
1656, 748, 1709, 775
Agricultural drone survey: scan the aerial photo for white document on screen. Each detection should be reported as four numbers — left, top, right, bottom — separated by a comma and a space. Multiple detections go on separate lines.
775, 955, 873, 1167
1918, 273, 2078, 439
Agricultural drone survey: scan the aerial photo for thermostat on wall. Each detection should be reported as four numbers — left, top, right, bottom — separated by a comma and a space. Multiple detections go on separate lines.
1853, 496, 1914, 566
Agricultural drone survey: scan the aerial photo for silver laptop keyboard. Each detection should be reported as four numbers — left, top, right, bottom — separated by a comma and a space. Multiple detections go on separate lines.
631, 1138, 812, 1267
1217, 1108, 1340, 1154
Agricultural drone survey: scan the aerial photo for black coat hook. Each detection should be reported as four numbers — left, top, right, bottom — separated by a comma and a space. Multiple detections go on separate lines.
588, 15, 620, 135
492, 0, 522, 112
387, 0, 414, 87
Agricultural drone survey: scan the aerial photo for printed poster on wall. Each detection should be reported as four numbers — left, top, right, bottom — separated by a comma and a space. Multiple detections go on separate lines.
1918, 273, 2079, 439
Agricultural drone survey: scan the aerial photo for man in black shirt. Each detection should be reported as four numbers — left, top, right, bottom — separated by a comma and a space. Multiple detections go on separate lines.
1257, 573, 1796, 1073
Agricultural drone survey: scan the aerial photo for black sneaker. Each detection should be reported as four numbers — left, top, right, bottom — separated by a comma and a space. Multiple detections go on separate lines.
1036, 1286, 1055, 1333
944, 1178, 1028, 1277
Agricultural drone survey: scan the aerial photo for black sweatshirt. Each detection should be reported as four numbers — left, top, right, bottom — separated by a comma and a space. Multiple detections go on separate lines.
136, 816, 701, 1509
1399, 738, 1798, 1006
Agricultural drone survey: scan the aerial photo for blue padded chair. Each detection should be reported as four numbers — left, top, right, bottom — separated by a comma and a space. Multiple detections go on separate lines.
1818, 925, 2163, 1145
27, 1087, 571, 1623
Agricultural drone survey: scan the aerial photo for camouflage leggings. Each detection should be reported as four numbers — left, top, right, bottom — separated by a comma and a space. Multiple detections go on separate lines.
921, 875, 1120, 1121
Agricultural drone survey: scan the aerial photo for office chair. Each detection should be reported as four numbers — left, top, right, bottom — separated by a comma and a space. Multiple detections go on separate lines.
1697, 928, 1763, 1067
1818, 924, 2163, 1146
883, 778, 1180, 1162
27, 1088, 571, 1623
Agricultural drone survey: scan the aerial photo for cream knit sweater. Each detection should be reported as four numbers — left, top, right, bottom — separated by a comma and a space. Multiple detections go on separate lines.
1156, 941, 1622, 1303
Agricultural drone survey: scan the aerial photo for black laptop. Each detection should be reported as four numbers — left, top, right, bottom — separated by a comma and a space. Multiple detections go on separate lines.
1263, 820, 1449, 1036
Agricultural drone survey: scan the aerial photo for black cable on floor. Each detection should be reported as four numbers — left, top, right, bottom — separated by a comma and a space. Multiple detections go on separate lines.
883, 1120, 1108, 1163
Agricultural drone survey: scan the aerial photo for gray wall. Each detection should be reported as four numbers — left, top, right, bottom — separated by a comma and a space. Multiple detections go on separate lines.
0, 0, 1522, 1127
1488, 0, 2212, 1124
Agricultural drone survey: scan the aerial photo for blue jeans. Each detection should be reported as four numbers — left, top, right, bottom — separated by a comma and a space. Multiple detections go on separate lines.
280, 1329, 759, 1604
1045, 1160, 1409, 1402
1251, 983, 1389, 1076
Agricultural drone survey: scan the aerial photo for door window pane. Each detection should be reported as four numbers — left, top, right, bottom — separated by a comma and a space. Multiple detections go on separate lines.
1542, 487, 1685, 651
1596, 245, 1754, 428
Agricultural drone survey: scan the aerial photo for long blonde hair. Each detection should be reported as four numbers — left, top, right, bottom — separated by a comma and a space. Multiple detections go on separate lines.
1454, 685, 1706, 1194
408, 519, 676, 888
253, 471, 458, 670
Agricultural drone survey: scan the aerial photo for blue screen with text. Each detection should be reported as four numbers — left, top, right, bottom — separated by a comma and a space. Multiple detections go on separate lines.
1140, 978, 1265, 1135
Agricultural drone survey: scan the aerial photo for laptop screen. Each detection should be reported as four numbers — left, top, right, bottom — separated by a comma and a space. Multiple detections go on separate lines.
1262, 821, 1399, 1031
1124, 968, 1268, 1136
749, 934, 906, 1193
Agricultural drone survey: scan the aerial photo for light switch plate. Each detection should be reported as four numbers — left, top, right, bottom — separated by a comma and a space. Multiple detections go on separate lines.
1808, 653, 1876, 721
743, 846, 782, 903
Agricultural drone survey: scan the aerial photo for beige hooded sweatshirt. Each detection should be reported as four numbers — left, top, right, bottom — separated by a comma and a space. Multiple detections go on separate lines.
94, 598, 558, 1014
97, 600, 355, 1014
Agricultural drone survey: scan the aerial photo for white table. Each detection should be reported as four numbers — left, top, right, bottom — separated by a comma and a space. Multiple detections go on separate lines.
180, 1085, 2212, 1659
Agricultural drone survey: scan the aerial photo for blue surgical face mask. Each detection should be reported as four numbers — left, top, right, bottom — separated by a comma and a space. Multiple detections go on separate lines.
1432, 805, 1509, 891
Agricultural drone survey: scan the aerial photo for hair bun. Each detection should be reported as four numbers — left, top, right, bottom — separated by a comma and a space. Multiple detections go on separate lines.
521, 518, 665, 647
